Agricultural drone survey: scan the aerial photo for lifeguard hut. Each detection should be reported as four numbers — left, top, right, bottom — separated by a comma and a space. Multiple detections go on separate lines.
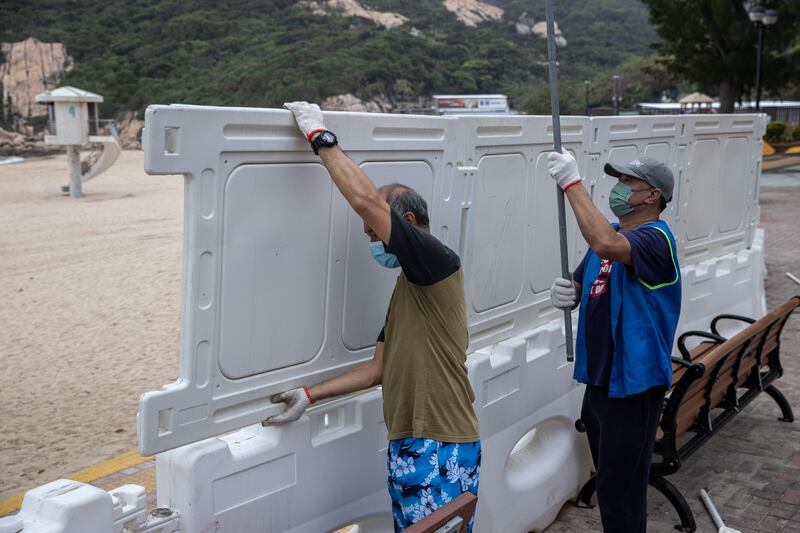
679, 92, 716, 114
35, 86, 121, 198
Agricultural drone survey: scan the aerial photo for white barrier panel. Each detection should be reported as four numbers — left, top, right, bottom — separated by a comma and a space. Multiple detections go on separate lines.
677, 228, 767, 337
678, 115, 766, 263
139, 106, 464, 455
11, 479, 179, 533
455, 115, 589, 351
138, 107, 765, 457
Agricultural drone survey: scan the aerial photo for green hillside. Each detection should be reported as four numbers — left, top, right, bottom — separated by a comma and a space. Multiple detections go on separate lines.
0, 0, 666, 116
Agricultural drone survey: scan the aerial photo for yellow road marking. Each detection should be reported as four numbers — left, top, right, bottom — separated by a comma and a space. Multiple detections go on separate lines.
0, 451, 153, 516
0, 495, 23, 517
67, 451, 153, 484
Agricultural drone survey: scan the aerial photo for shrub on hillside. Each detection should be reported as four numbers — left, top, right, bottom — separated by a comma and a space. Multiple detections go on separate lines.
765, 120, 787, 143
792, 124, 800, 142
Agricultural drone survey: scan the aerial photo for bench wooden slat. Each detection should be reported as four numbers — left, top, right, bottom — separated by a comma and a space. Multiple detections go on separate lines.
405, 492, 478, 533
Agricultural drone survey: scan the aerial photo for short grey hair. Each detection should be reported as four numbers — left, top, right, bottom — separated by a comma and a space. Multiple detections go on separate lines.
379, 183, 429, 227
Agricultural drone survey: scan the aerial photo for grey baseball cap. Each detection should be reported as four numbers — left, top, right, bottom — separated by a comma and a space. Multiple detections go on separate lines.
604, 156, 674, 202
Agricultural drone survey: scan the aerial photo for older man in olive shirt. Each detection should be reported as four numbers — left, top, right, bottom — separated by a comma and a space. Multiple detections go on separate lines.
265, 102, 481, 532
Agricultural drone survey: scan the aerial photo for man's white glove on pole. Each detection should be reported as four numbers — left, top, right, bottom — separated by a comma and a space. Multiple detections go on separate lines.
550, 277, 578, 310
283, 101, 326, 141
262, 386, 314, 425
547, 148, 582, 191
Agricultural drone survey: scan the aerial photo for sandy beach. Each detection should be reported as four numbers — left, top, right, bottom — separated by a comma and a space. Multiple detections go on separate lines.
0, 151, 181, 499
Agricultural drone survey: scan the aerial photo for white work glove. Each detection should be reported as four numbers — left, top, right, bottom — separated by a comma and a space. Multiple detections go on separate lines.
262, 387, 313, 425
550, 277, 578, 309
283, 101, 326, 141
547, 149, 582, 190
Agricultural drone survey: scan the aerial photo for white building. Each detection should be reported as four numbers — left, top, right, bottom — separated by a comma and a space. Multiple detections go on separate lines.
433, 94, 511, 115
638, 99, 800, 125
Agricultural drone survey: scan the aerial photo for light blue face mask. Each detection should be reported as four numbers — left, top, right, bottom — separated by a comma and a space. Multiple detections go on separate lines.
369, 241, 400, 269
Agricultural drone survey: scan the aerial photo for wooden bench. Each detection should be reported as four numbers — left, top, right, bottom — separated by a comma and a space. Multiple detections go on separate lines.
575, 296, 800, 532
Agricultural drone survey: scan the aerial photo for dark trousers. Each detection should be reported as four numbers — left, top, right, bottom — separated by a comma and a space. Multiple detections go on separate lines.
581, 384, 666, 533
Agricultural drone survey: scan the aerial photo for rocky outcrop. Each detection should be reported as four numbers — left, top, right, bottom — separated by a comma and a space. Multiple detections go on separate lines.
532, 21, 567, 46
299, 0, 408, 29
0, 126, 54, 156
514, 12, 537, 35
514, 13, 567, 46
443, 0, 504, 27
320, 94, 390, 113
0, 38, 74, 127
113, 109, 144, 150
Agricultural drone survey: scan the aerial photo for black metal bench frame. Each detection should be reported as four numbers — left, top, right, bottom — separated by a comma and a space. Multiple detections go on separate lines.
574, 297, 799, 532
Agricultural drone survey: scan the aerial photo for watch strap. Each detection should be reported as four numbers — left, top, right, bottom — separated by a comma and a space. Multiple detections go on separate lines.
310, 130, 338, 155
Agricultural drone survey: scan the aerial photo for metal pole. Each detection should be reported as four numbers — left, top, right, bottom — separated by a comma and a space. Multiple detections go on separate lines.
545, 0, 574, 362
699, 489, 726, 529
613, 75, 620, 115
755, 22, 764, 111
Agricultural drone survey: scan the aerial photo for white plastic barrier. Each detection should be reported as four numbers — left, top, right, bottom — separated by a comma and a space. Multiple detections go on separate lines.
455, 115, 587, 352
131, 107, 768, 533
10, 108, 768, 533
138, 107, 465, 455
679, 115, 764, 263
138, 108, 765, 457
9, 479, 178, 533
677, 228, 766, 337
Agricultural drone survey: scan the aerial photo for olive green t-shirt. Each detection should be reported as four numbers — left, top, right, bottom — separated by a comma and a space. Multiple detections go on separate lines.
377, 211, 479, 443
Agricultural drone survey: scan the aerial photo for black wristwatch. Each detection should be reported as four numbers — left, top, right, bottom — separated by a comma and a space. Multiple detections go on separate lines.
310, 130, 338, 155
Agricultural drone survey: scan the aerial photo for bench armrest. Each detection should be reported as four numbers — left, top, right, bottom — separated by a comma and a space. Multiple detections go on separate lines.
710, 314, 756, 338
677, 330, 726, 361
671, 356, 693, 369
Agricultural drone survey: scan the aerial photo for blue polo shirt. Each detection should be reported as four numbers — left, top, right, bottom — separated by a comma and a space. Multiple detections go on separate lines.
573, 225, 678, 387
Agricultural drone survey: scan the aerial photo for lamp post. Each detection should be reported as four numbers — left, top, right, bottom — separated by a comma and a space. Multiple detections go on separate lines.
747, 3, 778, 111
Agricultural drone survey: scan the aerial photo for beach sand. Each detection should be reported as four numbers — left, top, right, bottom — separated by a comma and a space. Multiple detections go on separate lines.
0, 151, 181, 499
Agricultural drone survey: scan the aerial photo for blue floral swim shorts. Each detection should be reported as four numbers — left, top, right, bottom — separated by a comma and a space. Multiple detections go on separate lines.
386, 437, 481, 532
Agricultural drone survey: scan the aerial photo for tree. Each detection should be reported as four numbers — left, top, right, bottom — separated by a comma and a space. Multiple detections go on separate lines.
641, 0, 800, 112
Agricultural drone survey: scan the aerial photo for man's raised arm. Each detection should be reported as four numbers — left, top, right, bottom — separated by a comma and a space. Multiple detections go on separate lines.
284, 101, 391, 243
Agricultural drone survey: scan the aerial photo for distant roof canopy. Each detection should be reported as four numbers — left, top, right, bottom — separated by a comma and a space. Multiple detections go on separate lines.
679, 92, 714, 105
639, 100, 800, 111
36, 86, 103, 104
432, 94, 507, 99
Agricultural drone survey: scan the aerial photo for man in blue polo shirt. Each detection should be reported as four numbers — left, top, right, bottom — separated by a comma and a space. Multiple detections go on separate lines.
547, 150, 681, 533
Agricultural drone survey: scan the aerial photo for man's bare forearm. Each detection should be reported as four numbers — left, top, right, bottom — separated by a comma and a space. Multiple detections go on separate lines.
318, 146, 391, 242
307, 342, 383, 402
318, 147, 379, 209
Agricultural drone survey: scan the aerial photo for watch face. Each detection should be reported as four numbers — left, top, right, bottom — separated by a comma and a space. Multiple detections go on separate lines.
321, 132, 335, 143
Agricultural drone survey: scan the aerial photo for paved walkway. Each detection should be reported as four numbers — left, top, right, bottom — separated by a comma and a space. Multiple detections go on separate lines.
546, 183, 800, 532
